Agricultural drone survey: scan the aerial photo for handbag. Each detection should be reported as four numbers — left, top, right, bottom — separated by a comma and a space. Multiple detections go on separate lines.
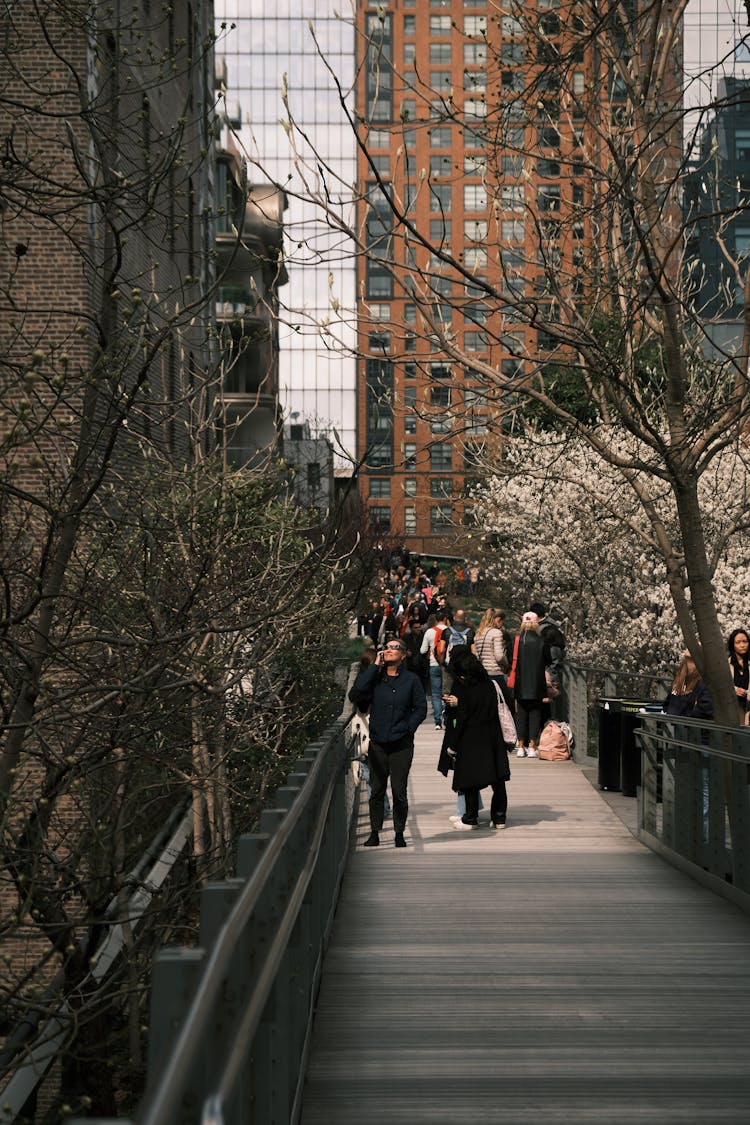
507, 634, 520, 691
493, 681, 518, 743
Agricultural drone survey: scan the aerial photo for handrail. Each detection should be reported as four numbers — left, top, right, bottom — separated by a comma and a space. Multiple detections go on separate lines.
635, 711, 750, 913
137, 712, 355, 1125
0, 801, 192, 1124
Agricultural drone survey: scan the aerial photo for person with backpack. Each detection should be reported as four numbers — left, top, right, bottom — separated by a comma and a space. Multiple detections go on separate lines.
437, 608, 476, 694
529, 601, 566, 719
420, 611, 450, 727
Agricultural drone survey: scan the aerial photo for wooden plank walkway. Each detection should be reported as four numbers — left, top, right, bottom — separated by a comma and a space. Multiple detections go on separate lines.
300, 721, 750, 1123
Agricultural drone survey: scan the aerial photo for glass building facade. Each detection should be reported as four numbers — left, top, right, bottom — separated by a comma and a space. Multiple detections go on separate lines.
214, 1, 358, 463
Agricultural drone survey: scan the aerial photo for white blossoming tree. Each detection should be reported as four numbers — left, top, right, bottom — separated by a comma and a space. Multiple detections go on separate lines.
475, 431, 750, 677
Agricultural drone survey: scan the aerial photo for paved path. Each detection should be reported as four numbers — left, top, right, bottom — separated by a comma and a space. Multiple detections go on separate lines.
300, 722, 750, 1123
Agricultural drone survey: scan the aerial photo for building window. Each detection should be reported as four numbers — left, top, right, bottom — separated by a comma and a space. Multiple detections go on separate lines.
404, 414, 417, 434
502, 42, 525, 63
464, 15, 487, 35
464, 247, 487, 269
369, 478, 391, 498
736, 129, 750, 160
502, 358, 524, 380
430, 15, 452, 33
465, 127, 486, 150
464, 98, 487, 119
400, 98, 416, 121
465, 330, 487, 352
430, 154, 452, 177
403, 442, 417, 469
369, 442, 393, 468
537, 184, 561, 212
538, 126, 560, 148
501, 184, 524, 211
573, 71, 585, 94
403, 304, 416, 325
430, 477, 453, 497
501, 219, 524, 242
430, 43, 452, 63
464, 183, 487, 209
371, 154, 391, 176
430, 413, 452, 434
429, 184, 452, 214
431, 504, 453, 532
464, 70, 487, 93
430, 218, 451, 243
369, 506, 391, 531
404, 477, 418, 497
366, 262, 393, 297
502, 15, 522, 34
431, 385, 451, 407
431, 71, 452, 94
464, 219, 488, 242
404, 42, 416, 64
404, 506, 417, 534
369, 331, 391, 351
404, 334, 417, 353
404, 361, 417, 379
429, 361, 451, 379
430, 125, 452, 147
369, 302, 391, 320
464, 153, 486, 173
430, 443, 452, 471
464, 42, 488, 65
404, 15, 416, 35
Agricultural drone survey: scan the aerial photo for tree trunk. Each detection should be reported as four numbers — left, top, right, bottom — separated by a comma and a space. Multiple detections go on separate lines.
674, 477, 739, 726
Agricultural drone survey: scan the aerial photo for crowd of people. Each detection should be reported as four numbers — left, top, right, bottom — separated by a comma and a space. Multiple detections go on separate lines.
351, 553, 568, 842
350, 551, 750, 847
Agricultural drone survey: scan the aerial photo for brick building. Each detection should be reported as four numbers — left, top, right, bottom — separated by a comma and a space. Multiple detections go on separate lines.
353, 0, 681, 554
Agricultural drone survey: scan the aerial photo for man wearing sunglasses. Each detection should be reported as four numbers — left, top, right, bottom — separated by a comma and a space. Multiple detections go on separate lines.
349, 638, 427, 847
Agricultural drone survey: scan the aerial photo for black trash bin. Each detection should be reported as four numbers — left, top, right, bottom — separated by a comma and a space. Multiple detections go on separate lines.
598, 698, 663, 796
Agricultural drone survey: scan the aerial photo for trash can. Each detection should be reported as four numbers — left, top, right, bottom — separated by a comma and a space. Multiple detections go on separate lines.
598, 699, 663, 796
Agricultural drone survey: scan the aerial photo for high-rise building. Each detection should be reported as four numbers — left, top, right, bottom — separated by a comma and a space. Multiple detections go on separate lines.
215, 1, 358, 465
355, 0, 584, 554
684, 76, 750, 348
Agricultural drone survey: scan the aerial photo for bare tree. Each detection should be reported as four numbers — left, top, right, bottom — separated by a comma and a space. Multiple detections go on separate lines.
0, 4, 354, 1116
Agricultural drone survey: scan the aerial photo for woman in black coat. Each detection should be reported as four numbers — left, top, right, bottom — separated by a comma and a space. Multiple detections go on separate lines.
512, 612, 550, 758
438, 650, 511, 829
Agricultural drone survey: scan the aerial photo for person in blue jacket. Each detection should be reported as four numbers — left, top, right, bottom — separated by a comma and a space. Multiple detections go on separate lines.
349, 637, 427, 848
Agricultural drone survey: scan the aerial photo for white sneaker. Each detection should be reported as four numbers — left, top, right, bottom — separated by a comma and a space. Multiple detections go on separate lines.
516, 746, 527, 757
448, 814, 462, 822
453, 819, 479, 831
527, 747, 539, 758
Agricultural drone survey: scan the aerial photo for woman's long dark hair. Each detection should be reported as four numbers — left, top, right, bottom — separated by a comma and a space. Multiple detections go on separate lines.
727, 629, 750, 672
448, 649, 488, 684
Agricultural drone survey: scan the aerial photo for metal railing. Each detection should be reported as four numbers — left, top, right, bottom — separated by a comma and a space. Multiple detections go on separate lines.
636, 713, 750, 912
0, 801, 193, 1124
562, 661, 670, 759
70, 701, 359, 1125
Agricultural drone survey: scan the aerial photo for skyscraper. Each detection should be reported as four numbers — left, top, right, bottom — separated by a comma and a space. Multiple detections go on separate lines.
355, 0, 585, 554
214, 1, 358, 464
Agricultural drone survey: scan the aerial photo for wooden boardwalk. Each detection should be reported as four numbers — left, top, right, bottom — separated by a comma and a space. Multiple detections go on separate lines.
300, 721, 750, 1124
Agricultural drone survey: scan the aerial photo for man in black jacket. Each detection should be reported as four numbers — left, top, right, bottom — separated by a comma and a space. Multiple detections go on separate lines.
349, 638, 427, 847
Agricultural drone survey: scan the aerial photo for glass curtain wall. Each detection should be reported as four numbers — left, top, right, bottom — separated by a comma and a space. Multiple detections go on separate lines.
215, 0, 358, 464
